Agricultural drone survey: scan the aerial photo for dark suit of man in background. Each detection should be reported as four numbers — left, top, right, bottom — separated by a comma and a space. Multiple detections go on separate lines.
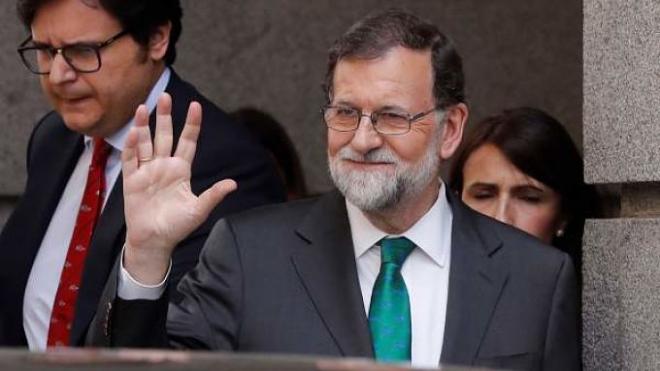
90, 9, 580, 371
0, 0, 284, 350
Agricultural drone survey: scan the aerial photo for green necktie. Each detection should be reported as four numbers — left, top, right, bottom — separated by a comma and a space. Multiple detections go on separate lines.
368, 237, 415, 362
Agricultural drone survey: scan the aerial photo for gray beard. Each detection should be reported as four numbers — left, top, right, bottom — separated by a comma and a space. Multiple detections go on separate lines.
328, 136, 440, 212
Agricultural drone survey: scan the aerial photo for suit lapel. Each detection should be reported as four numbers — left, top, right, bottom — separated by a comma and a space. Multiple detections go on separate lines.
441, 193, 508, 365
291, 192, 373, 358
18, 128, 83, 272
0, 121, 82, 345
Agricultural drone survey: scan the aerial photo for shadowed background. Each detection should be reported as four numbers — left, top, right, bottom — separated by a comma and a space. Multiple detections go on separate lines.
0, 0, 582, 222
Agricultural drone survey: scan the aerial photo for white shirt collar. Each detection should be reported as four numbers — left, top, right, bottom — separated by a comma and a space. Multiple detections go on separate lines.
346, 182, 453, 267
84, 67, 171, 151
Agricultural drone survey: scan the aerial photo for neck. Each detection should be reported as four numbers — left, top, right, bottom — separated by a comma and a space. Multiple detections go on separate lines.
130, 62, 167, 113
362, 180, 441, 235
102, 63, 167, 138
140, 62, 167, 102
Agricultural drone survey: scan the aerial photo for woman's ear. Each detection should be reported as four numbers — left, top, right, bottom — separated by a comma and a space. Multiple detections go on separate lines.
555, 219, 569, 237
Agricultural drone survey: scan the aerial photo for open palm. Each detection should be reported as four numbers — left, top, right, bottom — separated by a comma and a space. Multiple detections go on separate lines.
122, 93, 236, 283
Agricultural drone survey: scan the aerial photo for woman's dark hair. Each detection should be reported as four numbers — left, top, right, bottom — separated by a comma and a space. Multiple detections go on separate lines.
17, 0, 182, 65
230, 108, 308, 200
449, 107, 599, 271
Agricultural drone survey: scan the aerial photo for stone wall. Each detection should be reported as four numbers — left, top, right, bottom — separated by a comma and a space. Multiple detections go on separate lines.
582, 0, 660, 369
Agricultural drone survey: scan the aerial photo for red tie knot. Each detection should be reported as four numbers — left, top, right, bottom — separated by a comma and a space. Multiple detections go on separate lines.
91, 138, 111, 168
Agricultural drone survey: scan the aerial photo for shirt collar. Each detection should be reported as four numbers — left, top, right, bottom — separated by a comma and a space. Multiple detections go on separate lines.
346, 182, 453, 267
84, 67, 171, 151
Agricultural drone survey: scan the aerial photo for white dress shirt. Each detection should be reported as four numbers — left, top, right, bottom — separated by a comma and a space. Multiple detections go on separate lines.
347, 183, 452, 367
23, 68, 171, 351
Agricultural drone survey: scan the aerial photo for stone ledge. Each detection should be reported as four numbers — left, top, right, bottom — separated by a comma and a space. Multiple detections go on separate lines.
621, 183, 660, 218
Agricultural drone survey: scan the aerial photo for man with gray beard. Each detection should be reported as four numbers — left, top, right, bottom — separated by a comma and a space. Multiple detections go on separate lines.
89, 8, 580, 371
329, 115, 441, 212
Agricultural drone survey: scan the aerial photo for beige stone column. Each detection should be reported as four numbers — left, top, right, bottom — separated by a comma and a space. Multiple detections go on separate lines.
582, 0, 660, 369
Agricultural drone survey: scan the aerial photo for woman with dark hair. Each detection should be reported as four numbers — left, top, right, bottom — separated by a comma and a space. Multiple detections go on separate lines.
449, 107, 598, 271
230, 108, 308, 200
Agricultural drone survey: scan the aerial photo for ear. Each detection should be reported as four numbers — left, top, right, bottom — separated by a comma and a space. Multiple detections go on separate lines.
438, 103, 468, 160
148, 21, 172, 61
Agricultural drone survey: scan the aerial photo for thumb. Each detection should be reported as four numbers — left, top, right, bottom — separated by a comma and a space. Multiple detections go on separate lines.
196, 179, 238, 219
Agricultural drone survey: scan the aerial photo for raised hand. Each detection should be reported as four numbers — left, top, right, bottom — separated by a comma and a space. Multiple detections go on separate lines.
122, 93, 236, 284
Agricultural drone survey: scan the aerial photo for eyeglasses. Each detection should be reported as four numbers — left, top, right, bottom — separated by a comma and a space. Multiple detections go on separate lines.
17, 30, 129, 75
322, 105, 439, 135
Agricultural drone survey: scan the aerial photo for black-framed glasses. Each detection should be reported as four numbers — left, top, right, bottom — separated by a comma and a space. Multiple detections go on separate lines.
322, 105, 440, 135
17, 30, 129, 75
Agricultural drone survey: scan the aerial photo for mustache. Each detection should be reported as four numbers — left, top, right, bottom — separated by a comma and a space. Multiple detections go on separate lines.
335, 147, 398, 164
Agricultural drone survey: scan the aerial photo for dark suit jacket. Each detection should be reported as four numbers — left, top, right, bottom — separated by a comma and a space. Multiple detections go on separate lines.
0, 70, 286, 347
90, 190, 579, 370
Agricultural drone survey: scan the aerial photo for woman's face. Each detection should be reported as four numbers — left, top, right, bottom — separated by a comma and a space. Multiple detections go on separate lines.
461, 144, 564, 244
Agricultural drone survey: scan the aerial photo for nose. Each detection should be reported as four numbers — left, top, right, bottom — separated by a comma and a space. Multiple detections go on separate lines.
493, 198, 514, 225
48, 52, 77, 84
349, 115, 384, 154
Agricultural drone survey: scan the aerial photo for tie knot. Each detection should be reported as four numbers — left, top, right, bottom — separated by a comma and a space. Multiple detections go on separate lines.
380, 237, 415, 266
91, 138, 111, 167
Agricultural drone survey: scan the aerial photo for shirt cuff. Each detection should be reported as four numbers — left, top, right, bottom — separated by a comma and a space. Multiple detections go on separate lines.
117, 245, 172, 300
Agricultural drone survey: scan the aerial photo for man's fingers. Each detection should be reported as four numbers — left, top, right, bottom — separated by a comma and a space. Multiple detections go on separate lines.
154, 93, 174, 158
122, 127, 139, 178
196, 179, 237, 219
174, 101, 202, 164
134, 105, 154, 163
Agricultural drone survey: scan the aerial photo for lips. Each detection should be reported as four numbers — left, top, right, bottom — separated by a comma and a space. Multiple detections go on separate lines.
58, 95, 93, 109
61, 95, 89, 103
345, 159, 393, 165
51, 88, 92, 103
341, 159, 395, 171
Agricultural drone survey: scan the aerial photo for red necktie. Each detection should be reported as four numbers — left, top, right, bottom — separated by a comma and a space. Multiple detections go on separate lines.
47, 138, 111, 347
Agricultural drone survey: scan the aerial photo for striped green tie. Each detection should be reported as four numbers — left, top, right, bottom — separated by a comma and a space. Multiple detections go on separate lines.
368, 237, 415, 362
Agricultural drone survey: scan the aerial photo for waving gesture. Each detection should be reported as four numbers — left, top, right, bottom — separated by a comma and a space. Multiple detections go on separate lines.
122, 93, 236, 284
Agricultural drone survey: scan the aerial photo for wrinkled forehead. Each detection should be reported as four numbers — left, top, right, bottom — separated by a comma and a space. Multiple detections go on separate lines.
330, 47, 435, 107
330, 46, 433, 87
36, 0, 103, 13
31, 0, 120, 43
32, 0, 106, 21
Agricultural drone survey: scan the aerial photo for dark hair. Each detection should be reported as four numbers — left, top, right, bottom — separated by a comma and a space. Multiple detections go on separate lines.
324, 8, 465, 108
449, 107, 599, 270
230, 108, 308, 200
17, 0, 182, 65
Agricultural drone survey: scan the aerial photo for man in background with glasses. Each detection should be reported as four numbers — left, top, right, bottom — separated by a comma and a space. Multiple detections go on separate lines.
89, 8, 580, 370
0, 0, 285, 350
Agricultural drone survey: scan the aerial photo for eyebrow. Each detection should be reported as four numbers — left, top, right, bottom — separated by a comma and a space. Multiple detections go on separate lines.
330, 100, 407, 112
331, 100, 357, 108
466, 182, 497, 189
511, 184, 545, 193
30, 37, 103, 48
466, 182, 545, 193
377, 104, 407, 112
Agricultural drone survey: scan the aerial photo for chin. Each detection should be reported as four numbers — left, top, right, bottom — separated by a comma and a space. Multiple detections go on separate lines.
60, 114, 102, 136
